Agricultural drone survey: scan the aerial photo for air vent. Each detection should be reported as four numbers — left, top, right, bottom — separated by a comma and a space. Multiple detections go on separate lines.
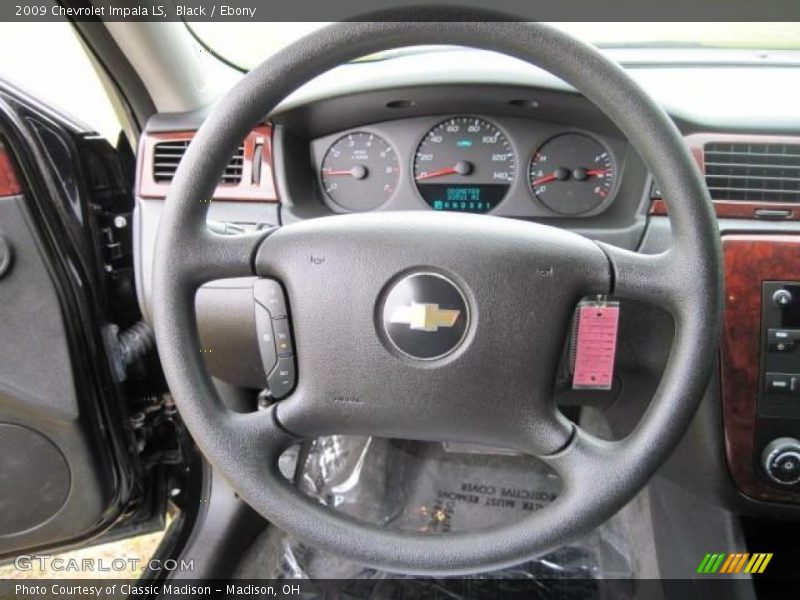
704, 142, 800, 202
152, 140, 245, 185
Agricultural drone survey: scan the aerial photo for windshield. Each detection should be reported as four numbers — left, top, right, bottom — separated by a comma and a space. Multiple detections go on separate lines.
189, 22, 800, 71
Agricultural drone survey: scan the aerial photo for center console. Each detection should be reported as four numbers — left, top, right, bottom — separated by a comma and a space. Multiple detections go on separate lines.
721, 235, 800, 502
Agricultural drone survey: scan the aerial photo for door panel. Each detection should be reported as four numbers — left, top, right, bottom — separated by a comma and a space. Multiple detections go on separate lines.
0, 88, 152, 557
0, 189, 117, 553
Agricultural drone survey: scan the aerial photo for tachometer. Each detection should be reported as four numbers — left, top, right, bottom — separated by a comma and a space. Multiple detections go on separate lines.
529, 133, 615, 215
320, 132, 399, 211
414, 117, 515, 213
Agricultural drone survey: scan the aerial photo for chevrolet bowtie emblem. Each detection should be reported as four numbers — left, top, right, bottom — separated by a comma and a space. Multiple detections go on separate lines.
389, 302, 461, 332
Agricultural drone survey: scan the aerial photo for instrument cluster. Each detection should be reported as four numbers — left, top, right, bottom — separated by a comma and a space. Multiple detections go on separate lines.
312, 115, 624, 217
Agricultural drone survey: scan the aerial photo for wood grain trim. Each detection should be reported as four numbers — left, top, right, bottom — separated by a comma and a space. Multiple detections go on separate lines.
651, 198, 800, 220
137, 125, 277, 202
651, 133, 800, 221
721, 235, 800, 503
0, 144, 22, 197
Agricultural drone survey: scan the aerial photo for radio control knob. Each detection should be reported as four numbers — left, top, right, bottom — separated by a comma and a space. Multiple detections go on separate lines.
762, 438, 800, 486
773, 289, 793, 307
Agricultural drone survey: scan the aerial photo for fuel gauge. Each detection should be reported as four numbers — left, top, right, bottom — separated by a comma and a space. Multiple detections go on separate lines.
529, 133, 615, 215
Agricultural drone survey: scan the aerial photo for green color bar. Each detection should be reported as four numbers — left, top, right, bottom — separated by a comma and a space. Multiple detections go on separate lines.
697, 554, 712, 573
710, 553, 726, 573
704, 553, 720, 573
703, 552, 728, 573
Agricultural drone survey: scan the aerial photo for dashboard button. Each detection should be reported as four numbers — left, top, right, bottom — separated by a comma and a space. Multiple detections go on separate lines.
272, 317, 294, 356
254, 278, 288, 318
767, 329, 799, 352
765, 372, 795, 395
268, 356, 296, 399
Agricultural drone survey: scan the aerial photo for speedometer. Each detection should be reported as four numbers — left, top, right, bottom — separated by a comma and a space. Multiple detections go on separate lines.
414, 117, 515, 213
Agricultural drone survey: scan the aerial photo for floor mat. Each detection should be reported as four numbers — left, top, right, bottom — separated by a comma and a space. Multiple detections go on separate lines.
238, 436, 636, 598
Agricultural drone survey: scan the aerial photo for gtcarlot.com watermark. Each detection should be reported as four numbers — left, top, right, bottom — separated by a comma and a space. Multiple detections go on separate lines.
13, 554, 194, 573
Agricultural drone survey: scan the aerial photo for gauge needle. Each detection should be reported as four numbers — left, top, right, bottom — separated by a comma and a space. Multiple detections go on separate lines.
324, 165, 368, 180
415, 167, 459, 181
416, 161, 474, 181
533, 168, 608, 186
532, 173, 559, 186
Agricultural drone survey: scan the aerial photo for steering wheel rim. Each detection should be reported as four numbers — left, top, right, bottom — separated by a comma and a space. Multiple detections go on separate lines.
152, 18, 722, 575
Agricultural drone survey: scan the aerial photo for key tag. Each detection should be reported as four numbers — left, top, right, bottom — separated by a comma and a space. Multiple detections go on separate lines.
572, 297, 620, 390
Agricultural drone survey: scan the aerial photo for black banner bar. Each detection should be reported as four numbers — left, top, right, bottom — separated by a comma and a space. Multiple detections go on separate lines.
3, 0, 800, 22
0, 578, 792, 600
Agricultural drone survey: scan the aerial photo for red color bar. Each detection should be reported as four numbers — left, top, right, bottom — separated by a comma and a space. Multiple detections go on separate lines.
0, 145, 22, 197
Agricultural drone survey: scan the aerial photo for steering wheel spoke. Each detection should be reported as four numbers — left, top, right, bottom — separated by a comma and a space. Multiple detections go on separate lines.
177, 229, 273, 287
597, 243, 682, 310
541, 425, 614, 483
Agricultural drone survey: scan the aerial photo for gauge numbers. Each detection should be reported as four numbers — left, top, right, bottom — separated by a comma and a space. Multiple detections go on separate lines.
529, 133, 615, 215
414, 117, 515, 213
320, 132, 399, 211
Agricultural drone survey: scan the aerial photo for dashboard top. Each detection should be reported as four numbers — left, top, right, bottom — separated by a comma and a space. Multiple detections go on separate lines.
146, 47, 800, 135
136, 51, 800, 240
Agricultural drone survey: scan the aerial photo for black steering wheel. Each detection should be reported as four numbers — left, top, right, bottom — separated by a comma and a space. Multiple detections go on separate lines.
152, 18, 722, 575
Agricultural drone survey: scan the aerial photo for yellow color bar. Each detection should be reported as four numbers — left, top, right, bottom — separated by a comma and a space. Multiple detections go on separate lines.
745, 553, 774, 574
757, 554, 773, 574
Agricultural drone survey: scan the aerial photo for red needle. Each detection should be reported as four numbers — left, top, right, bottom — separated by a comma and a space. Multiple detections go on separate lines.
415, 167, 459, 181
324, 169, 355, 176
532, 173, 559, 186
533, 168, 608, 186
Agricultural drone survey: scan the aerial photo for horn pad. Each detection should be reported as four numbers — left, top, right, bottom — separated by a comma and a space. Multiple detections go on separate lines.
380, 272, 469, 360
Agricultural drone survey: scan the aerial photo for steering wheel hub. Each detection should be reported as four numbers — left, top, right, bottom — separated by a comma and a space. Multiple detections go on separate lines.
381, 271, 470, 360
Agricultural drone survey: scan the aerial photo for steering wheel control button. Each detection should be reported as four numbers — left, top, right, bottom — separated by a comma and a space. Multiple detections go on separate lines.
382, 272, 468, 360
268, 357, 296, 399
254, 278, 288, 318
254, 304, 278, 376
272, 318, 294, 357
572, 299, 620, 390
253, 279, 296, 397
762, 438, 800, 486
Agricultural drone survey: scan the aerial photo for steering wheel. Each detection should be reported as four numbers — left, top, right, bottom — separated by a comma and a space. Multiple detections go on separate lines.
152, 18, 722, 574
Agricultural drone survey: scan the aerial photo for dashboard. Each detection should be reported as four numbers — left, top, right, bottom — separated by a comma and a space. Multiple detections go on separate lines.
134, 53, 800, 518
311, 115, 625, 217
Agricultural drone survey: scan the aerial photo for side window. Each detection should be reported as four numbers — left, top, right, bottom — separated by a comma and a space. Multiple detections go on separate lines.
0, 21, 123, 143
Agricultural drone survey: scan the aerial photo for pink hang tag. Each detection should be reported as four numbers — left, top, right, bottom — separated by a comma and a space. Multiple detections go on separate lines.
572, 301, 620, 390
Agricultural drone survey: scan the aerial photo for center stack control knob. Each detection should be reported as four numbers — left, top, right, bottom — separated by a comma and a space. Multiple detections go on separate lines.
773, 289, 793, 307
762, 437, 800, 486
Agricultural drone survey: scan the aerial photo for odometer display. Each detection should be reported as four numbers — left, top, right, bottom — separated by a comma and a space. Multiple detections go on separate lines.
414, 117, 515, 213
